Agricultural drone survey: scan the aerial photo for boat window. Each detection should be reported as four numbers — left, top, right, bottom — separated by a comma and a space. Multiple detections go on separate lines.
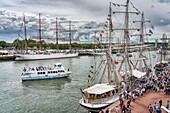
116, 89, 118, 93
96, 95, 100, 99
112, 90, 115, 95
58, 65, 62, 67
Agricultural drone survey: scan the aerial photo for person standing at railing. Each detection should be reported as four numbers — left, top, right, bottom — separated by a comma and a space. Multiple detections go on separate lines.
166, 100, 169, 110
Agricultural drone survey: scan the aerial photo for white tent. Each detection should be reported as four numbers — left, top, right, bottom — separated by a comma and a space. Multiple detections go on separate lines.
83, 84, 116, 94
120, 69, 146, 79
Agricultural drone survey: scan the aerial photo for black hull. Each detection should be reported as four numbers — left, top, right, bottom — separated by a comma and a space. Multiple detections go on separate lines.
80, 103, 112, 113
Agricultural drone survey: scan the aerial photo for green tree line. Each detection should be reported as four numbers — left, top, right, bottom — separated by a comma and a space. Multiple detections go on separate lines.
0, 39, 101, 50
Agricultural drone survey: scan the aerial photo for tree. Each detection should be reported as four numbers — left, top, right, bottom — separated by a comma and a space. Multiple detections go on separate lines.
0, 41, 8, 48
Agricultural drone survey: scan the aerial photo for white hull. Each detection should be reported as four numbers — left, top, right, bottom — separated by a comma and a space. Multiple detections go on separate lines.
90, 52, 106, 56
79, 95, 119, 112
22, 72, 71, 81
15, 52, 79, 61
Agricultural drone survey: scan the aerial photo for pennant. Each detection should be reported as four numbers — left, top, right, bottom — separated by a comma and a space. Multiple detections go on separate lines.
151, 25, 154, 30
110, 18, 113, 30
149, 29, 153, 34
114, 61, 119, 64
112, 3, 116, 6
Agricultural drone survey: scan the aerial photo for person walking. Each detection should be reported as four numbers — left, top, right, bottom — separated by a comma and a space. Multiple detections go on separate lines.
115, 106, 119, 113
100, 109, 104, 113
127, 99, 131, 108
154, 102, 158, 112
159, 99, 162, 107
156, 106, 162, 113
148, 104, 153, 113
105, 108, 109, 113
166, 100, 169, 110
127, 109, 131, 113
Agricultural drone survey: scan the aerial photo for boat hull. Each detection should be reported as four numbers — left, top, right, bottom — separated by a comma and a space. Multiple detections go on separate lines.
22, 75, 69, 81
80, 102, 111, 113
79, 96, 119, 113
15, 53, 79, 61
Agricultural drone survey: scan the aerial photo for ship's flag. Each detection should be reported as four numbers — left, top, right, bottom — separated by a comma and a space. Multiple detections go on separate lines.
110, 19, 113, 31
112, 3, 116, 6
101, 30, 104, 33
149, 29, 153, 34
114, 61, 119, 64
151, 25, 154, 30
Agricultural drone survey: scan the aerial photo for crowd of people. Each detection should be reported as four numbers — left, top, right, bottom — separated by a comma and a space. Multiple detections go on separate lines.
98, 66, 169, 113
117, 66, 170, 113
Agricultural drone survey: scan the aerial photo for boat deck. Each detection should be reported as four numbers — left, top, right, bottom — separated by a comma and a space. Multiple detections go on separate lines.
104, 90, 170, 113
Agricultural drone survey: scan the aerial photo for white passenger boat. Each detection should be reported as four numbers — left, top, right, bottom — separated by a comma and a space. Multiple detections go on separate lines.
21, 63, 71, 81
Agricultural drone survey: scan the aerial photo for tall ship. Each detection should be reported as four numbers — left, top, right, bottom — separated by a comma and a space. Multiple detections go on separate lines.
79, 1, 150, 112
15, 52, 78, 61
15, 14, 78, 61
154, 34, 169, 75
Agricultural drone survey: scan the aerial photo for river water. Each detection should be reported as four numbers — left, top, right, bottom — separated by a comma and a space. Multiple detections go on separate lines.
0, 51, 168, 113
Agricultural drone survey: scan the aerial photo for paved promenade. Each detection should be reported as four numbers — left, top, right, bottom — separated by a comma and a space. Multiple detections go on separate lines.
104, 90, 169, 113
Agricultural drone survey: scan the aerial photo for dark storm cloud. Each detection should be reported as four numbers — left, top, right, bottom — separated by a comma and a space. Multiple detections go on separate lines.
0, 0, 170, 36
0, 0, 108, 20
157, 0, 170, 3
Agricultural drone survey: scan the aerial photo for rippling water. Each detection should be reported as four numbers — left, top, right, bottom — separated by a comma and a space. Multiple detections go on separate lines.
0, 51, 168, 113
0, 56, 100, 113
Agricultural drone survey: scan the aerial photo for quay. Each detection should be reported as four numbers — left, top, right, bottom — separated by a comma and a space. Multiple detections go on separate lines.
103, 90, 170, 113
101, 67, 170, 113
0, 55, 16, 60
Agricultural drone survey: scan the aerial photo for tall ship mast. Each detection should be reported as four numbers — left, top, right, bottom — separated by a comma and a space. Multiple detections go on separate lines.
56, 17, 59, 50
133, 12, 152, 72
154, 34, 169, 75
69, 21, 72, 52
23, 14, 28, 54
39, 13, 42, 51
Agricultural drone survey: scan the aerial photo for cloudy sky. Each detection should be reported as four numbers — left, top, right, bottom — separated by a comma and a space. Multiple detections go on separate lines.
0, 0, 170, 39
